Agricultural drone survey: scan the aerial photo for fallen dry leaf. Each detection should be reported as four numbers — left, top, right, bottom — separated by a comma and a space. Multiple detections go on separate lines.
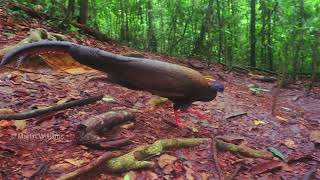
64, 158, 86, 167
158, 154, 178, 168
283, 138, 297, 149
276, 116, 288, 122
14, 120, 27, 130
251, 160, 283, 174
50, 163, 73, 171
0, 120, 14, 127
253, 119, 267, 126
310, 130, 320, 145
0, 108, 14, 114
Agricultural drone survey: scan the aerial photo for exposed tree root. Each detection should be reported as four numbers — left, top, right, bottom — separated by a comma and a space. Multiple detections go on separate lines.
216, 139, 274, 158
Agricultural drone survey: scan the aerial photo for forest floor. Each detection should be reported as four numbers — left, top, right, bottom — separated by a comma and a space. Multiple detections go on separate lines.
0, 7, 319, 180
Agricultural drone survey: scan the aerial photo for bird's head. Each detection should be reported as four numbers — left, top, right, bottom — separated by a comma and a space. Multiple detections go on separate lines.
196, 77, 224, 102
209, 81, 224, 93
205, 76, 224, 93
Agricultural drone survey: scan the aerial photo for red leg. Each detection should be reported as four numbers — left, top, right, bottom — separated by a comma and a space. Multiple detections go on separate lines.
184, 109, 209, 119
173, 109, 185, 128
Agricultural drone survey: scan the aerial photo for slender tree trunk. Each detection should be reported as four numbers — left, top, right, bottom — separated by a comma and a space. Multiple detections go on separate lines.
147, 0, 157, 52
192, 0, 214, 56
260, 0, 267, 66
267, 1, 274, 70
66, 0, 75, 20
79, 0, 89, 25
216, 0, 223, 63
249, 0, 256, 67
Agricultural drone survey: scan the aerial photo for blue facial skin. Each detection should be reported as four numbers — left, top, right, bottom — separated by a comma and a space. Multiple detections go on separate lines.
210, 81, 224, 92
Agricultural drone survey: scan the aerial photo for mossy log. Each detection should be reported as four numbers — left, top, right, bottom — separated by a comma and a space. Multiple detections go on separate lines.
105, 138, 209, 172
216, 139, 273, 158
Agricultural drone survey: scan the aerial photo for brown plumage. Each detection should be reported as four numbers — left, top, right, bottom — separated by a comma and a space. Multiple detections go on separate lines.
1, 41, 224, 127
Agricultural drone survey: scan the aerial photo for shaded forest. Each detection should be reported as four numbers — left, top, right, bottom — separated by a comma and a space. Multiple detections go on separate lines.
0, 0, 319, 179
13, 0, 320, 78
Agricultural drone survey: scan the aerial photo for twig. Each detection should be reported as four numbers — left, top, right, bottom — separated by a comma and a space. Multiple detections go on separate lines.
29, 161, 49, 180
302, 164, 318, 180
99, 138, 132, 149
226, 163, 243, 180
211, 136, 223, 180
0, 95, 103, 120
58, 152, 120, 180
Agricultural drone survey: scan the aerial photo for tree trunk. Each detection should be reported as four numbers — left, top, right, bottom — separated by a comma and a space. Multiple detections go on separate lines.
66, 0, 75, 20
79, 0, 89, 25
147, 0, 157, 52
249, 0, 256, 67
192, 0, 214, 56
216, 0, 223, 63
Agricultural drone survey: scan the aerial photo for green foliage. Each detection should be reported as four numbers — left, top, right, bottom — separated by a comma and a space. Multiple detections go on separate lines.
16, 0, 320, 75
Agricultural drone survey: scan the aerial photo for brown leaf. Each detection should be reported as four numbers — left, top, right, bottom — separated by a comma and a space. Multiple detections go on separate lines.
64, 158, 86, 167
216, 134, 245, 144
283, 139, 297, 149
0, 108, 14, 114
310, 130, 320, 144
158, 154, 178, 168
14, 120, 27, 130
50, 163, 73, 171
251, 160, 283, 174
0, 120, 14, 127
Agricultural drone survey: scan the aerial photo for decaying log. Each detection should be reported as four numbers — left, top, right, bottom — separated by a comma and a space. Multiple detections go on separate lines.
75, 110, 135, 149
106, 138, 209, 172
216, 139, 274, 158
249, 73, 277, 83
60, 138, 275, 178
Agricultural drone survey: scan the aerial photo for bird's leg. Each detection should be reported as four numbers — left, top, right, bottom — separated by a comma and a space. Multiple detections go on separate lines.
173, 108, 185, 128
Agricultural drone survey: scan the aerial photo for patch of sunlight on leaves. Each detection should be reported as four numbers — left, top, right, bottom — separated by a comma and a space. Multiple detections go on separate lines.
57, 98, 69, 105
276, 116, 288, 122
147, 97, 168, 107
14, 120, 27, 130
190, 127, 199, 133
253, 119, 267, 126
123, 174, 131, 180
102, 95, 116, 103
0, 120, 14, 127
248, 84, 269, 94
283, 138, 297, 149
64, 67, 89, 74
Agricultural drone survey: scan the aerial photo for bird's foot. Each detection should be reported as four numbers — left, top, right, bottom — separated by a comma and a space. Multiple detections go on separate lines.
184, 109, 209, 119
173, 110, 185, 128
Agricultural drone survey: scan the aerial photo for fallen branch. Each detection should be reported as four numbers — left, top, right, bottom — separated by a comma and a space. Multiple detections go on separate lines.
29, 161, 49, 180
0, 95, 103, 120
216, 139, 274, 158
226, 163, 243, 180
211, 136, 222, 180
249, 73, 277, 83
58, 152, 120, 180
75, 110, 135, 149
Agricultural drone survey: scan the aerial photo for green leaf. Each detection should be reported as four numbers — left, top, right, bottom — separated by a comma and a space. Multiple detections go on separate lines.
123, 174, 130, 180
267, 147, 287, 162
